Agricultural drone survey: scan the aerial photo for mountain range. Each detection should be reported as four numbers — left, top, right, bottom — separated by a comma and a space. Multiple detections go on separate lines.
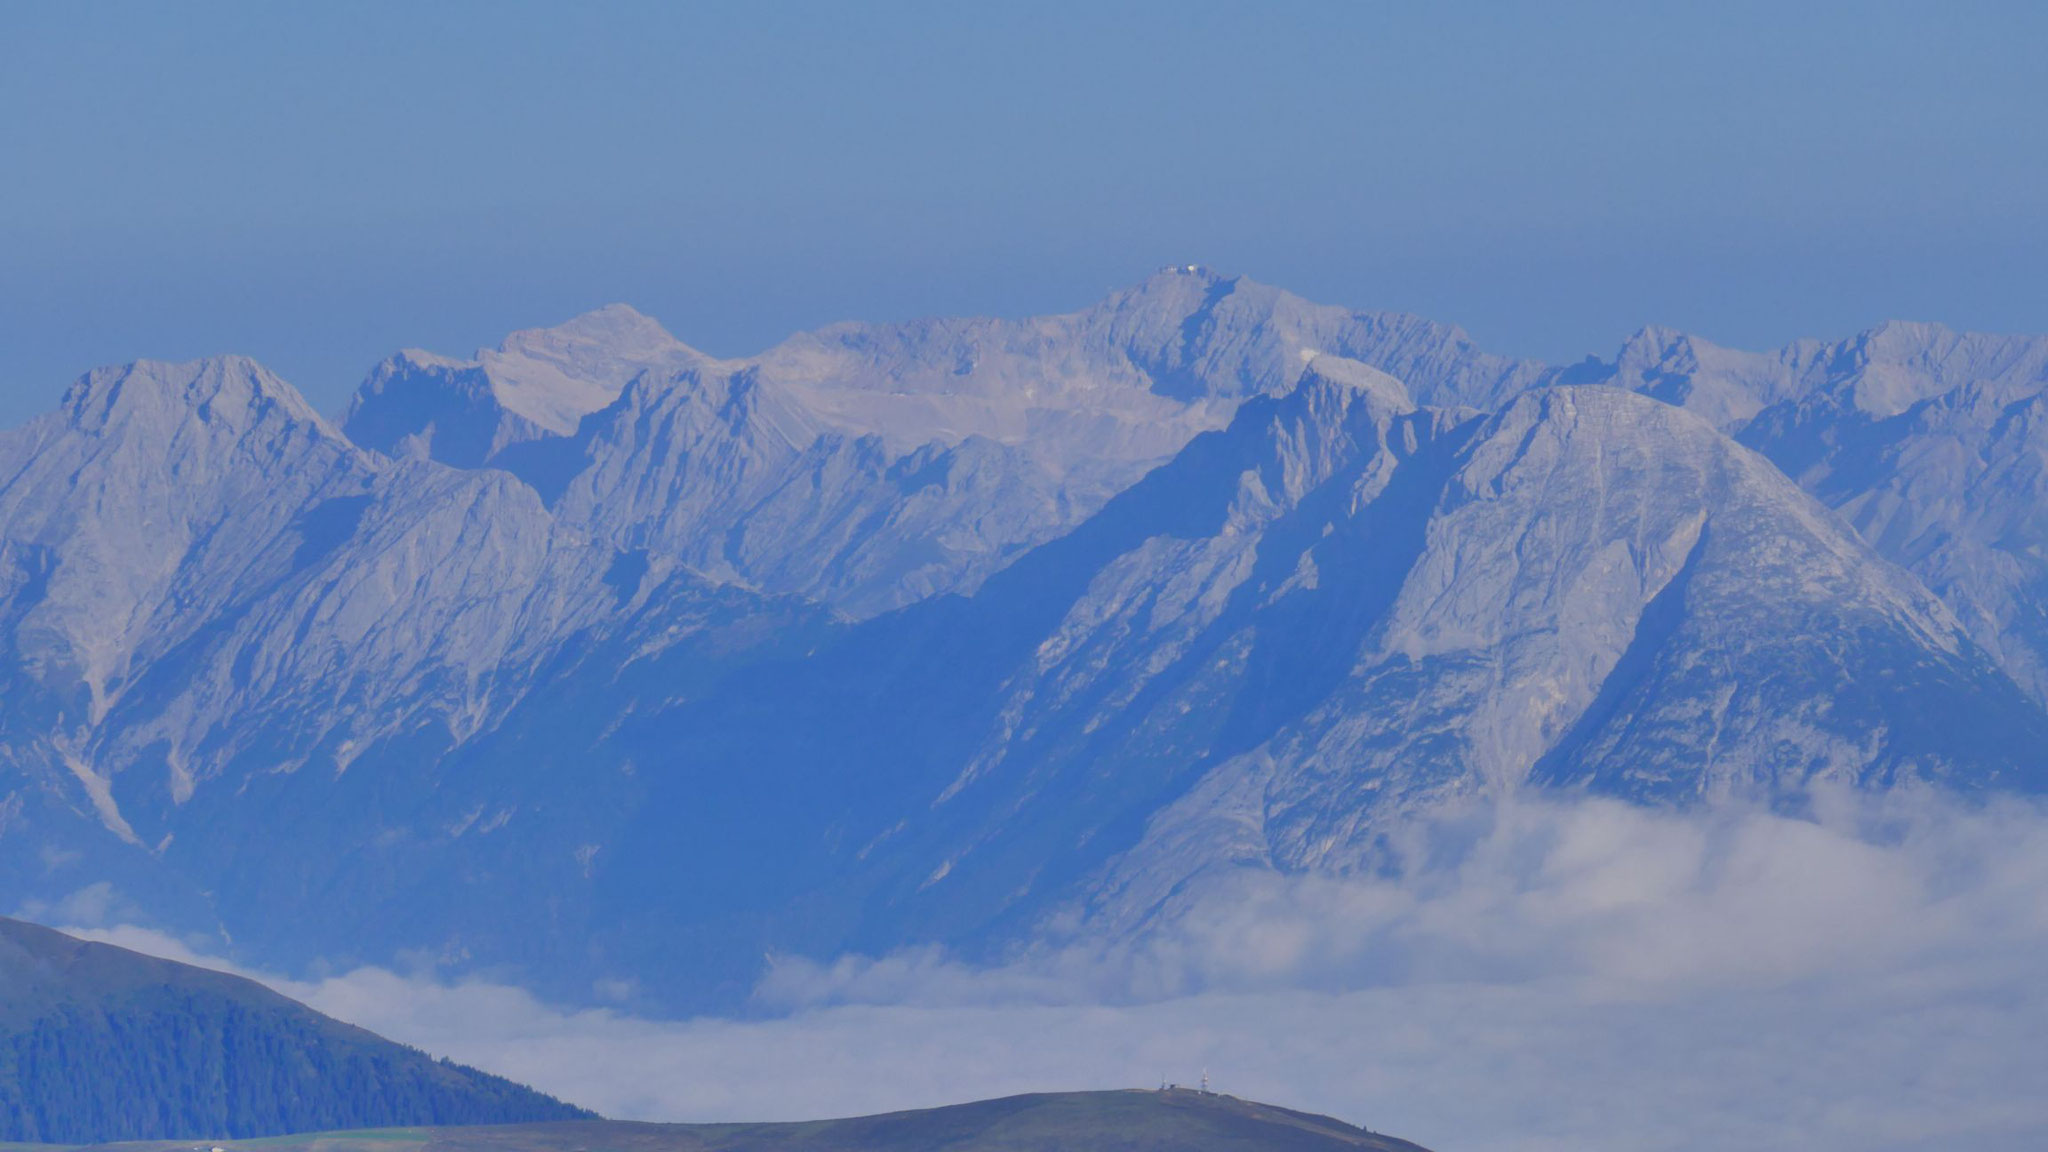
4, 267, 2046, 1009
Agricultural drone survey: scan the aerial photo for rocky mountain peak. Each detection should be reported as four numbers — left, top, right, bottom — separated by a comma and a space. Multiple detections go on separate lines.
59, 356, 335, 441
1823, 319, 2048, 417
341, 305, 704, 466
500, 301, 681, 354
1292, 353, 1417, 417
486, 303, 701, 432
1611, 324, 1697, 368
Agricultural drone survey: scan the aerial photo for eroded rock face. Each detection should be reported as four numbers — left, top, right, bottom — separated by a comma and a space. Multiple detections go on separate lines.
1564, 319, 2048, 710
775, 379, 2041, 951
1732, 329, 2048, 710
4, 274, 2047, 1009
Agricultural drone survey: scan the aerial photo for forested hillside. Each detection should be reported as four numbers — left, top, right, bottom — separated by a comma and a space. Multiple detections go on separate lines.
0, 918, 590, 1143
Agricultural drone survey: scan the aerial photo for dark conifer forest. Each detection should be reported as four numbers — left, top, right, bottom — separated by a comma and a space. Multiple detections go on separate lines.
0, 918, 589, 1143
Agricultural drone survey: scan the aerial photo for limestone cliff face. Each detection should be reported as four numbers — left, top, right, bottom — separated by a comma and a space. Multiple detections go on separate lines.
1569, 318, 2048, 709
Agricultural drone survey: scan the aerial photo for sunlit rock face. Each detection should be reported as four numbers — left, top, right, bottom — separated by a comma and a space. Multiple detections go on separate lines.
1571, 319, 2048, 709
344, 303, 706, 464
3, 272, 2046, 1011
341, 268, 1556, 618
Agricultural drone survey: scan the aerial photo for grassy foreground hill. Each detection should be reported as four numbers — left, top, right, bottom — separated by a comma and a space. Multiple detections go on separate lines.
0, 1089, 1432, 1152
0, 918, 590, 1143
0, 917, 1433, 1151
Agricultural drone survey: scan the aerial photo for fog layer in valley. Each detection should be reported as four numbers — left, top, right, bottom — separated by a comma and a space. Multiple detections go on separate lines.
52, 791, 2048, 1152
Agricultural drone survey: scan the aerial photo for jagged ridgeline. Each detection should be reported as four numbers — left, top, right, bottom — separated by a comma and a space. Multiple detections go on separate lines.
0, 918, 590, 1143
5, 268, 2048, 1010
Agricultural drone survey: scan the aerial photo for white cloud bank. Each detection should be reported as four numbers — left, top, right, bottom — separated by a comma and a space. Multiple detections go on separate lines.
52, 790, 2048, 1152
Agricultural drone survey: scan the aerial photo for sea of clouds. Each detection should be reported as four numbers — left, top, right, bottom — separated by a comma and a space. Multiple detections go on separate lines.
44, 788, 2048, 1152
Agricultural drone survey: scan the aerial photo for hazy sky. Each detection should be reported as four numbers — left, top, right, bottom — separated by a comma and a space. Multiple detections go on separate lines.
4, 1, 2045, 424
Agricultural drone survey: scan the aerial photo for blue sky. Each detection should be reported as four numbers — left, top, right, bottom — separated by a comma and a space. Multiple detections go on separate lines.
3, 0, 2044, 423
